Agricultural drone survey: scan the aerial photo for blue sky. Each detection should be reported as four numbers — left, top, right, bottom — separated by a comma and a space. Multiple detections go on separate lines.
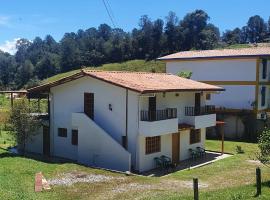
0, 0, 269, 53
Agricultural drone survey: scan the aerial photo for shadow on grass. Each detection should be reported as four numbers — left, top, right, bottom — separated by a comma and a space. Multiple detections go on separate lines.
0, 146, 75, 165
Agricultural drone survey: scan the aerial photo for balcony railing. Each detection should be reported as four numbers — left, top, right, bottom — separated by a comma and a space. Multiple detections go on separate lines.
185, 105, 215, 116
140, 108, 177, 121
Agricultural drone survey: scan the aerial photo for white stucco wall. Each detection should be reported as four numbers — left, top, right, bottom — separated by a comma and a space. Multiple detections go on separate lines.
166, 58, 270, 111
25, 127, 43, 154
72, 112, 131, 172
126, 90, 140, 169
184, 114, 216, 129
50, 76, 128, 160
139, 118, 178, 136
209, 85, 255, 109
138, 134, 172, 172
179, 128, 206, 161
166, 59, 257, 81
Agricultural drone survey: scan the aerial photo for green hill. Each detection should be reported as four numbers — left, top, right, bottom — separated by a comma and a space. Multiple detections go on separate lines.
42, 60, 165, 84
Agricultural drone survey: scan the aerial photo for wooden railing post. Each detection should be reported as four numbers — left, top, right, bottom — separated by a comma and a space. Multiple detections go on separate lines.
256, 167, 261, 196
193, 178, 199, 200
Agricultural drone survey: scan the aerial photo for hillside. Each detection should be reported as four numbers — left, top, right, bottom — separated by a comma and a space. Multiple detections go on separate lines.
42, 60, 165, 84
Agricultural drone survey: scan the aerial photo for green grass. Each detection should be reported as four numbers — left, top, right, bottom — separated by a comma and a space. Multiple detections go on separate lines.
0, 138, 269, 200
43, 60, 165, 84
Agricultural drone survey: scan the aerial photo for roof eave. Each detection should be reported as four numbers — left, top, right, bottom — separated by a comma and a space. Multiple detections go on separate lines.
140, 88, 225, 94
158, 54, 270, 61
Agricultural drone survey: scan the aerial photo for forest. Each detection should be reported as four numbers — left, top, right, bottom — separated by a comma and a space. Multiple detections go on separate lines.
0, 9, 270, 90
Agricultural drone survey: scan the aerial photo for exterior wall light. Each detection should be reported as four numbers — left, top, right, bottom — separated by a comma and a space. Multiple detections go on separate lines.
109, 104, 112, 111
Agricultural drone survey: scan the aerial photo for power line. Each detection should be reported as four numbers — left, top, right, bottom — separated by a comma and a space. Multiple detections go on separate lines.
102, 0, 117, 28
105, 0, 116, 23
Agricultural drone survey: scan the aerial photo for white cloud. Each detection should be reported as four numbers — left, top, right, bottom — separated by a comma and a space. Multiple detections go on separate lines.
0, 38, 20, 55
0, 16, 10, 26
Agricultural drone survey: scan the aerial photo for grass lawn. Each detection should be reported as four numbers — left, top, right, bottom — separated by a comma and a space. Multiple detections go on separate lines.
42, 60, 165, 84
0, 137, 270, 199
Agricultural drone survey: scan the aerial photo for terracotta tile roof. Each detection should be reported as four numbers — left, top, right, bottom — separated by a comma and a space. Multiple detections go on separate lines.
28, 70, 224, 93
158, 47, 270, 60
82, 70, 223, 93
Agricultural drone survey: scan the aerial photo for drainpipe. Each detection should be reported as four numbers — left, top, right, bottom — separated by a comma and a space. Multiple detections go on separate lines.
125, 89, 128, 149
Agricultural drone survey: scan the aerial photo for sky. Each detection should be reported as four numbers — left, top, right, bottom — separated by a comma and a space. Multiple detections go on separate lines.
0, 0, 270, 54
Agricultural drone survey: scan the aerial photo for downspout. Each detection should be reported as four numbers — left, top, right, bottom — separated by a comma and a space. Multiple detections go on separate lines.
125, 89, 128, 149
136, 94, 140, 171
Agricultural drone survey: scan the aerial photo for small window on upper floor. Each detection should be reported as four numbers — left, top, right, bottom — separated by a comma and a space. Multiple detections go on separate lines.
71, 129, 78, 145
261, 86, 266, 107
262, 59, 267, 79
58, 128, 67, 137
206, 94, 211, 100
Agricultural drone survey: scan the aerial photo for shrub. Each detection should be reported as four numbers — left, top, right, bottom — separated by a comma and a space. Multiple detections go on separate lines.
257, 128, 270, 165
236, 145, 245, 154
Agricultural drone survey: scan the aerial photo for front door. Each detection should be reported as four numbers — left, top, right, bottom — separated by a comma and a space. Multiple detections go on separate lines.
148, 96, 156, 121
172, 132, 180, 164
43, 126, 50, 156
195, 93, 201, 115
84, 93, 94, 120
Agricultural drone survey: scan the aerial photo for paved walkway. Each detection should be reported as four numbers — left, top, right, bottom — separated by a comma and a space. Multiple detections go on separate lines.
143, 151, 232, 177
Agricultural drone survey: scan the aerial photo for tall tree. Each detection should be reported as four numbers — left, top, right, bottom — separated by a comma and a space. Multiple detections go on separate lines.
164, 11, 181, 53
247, 15, 267, 43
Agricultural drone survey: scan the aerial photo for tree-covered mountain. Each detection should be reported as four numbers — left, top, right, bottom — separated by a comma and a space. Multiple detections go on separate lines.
0, 10, 270, 90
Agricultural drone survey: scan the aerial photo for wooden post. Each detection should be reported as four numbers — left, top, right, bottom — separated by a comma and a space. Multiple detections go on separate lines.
10, 92, 14, 108
221, 125, 224, 155
193, 178, 199, 200
256, 167, 261, 196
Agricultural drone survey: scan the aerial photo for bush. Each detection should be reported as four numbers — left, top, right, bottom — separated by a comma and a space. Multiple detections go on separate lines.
257, 128, 270, 165
177, 71, 193, 79
236, 145, 245, 154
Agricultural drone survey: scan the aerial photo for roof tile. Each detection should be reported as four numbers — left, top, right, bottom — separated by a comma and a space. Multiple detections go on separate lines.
158, 47, 270, 60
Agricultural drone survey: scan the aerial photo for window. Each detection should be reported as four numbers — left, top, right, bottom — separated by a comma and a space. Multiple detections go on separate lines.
261, 86, 266, 107
145, 136, 161, 154
122, 136, 127, 149
71, 130, 78, 145
58, 128, 67, 137
190, 129, 201, 144
262, 59, 267, 79
206, 94, 211, 100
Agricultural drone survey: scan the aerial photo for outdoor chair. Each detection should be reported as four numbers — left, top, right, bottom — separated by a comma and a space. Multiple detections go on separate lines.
196, 147, 206, 158
189, 148, 200, 160
154, 157, 163, 169
160, 155, 172, 168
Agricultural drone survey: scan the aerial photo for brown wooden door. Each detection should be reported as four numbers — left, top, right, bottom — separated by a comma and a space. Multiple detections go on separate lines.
195, 93, 201, 115
43, 126, 50, 156
84, 93, 94, 120
148, 96, 156, 121
172, 132, 180, 164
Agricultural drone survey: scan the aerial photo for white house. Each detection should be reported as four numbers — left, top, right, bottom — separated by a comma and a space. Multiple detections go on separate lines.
158, 47, 270, 139
27, 70, 223, 172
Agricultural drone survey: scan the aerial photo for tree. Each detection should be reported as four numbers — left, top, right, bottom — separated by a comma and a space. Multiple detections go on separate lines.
247, 15, 267, 43
177, 71, 193, 79
257, 128, 270, 166
164, 11, 181, 53
180, 10, 212, 50
222, 28, 242, 45
9, 98, 41, 154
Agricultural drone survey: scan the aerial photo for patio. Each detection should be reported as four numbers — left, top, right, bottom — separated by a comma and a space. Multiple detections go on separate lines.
142, 151, 232, 177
